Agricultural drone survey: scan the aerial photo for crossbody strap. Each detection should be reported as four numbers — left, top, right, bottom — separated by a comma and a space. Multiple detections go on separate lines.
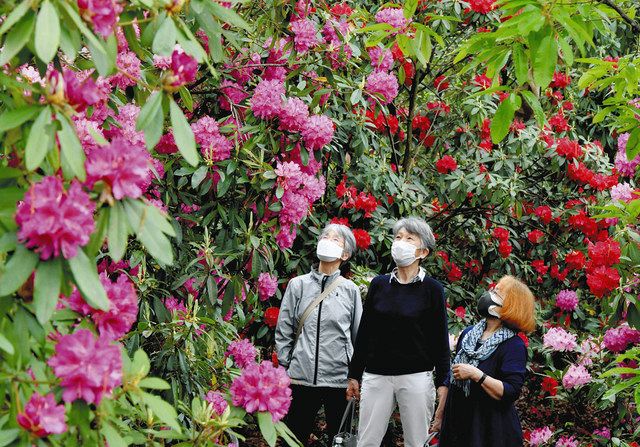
294, 276, 345, 343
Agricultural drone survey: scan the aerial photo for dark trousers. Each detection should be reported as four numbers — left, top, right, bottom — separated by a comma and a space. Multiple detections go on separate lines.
285, 385, 349, 446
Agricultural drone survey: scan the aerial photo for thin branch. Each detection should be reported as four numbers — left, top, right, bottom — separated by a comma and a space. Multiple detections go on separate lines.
596, 0, 640, 34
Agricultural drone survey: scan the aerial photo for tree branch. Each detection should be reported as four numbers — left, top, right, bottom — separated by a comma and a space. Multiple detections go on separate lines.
596, 0, 640, 34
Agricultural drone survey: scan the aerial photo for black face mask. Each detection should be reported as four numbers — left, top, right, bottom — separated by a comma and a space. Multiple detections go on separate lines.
477, 290, 504, 318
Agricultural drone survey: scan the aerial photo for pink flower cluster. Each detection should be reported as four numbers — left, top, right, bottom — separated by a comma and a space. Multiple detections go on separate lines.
251, 79, 286, 120
205, 391, 229, 416
530, 426, 553, 446
279, 98, 309, 133
258, 273, 278, 301
168, 48, 198, 88
16, 177, 95, 260
226, 339, 257, 369
615, 133, 640, 177
219, 79, 249, 111
366, 70, 399, 105
164, 296, 188, 316
603, 323, 640, 352
111, 51, 141, 90
48, 329, 122, 404
543, 327, 577, 352
62, 69, 102, 112
230, 360, 292, 422
593, 427, 611, 439
77, 0, 123, 38
291, 18, 318, 53
301, 115, 335, 150
562, 364, 591, 389
555, 436, 579, 447
374, 8, 409, 30
191, 116, 234, 163
17, 393, 67, 437
610, 182, 636, 203
104, 104, 146, 148
85, 137, 152, 200
368, 46, 394, 72
555, 290, 579, 312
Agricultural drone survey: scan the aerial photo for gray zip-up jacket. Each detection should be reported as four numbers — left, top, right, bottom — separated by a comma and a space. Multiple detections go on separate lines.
275, 268, 362, 388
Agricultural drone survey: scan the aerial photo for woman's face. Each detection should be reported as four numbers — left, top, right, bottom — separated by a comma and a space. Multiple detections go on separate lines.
394, 228, 424, 249
321, 229, 345, 248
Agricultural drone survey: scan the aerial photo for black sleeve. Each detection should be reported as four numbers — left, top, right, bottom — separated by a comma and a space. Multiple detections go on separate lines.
429, 281, 451, 388
348, 277, 378, 381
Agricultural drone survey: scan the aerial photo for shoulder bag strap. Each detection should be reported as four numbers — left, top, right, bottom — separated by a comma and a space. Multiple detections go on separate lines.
294, 276, 345, 343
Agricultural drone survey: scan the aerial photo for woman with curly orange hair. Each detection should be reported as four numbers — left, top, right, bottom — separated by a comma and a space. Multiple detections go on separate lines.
438, 275, 536, 447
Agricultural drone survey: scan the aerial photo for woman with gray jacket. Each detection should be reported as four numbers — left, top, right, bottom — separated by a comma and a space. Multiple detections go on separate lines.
276, 223, 362, 445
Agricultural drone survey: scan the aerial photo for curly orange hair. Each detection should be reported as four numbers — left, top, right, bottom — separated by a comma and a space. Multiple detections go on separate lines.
497, 275, 536, 333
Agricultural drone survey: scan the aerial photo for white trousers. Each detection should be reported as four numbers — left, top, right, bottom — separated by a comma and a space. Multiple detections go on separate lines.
357, 371, 436, 447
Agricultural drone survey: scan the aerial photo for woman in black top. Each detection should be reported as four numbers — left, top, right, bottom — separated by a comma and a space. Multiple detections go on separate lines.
347, 217, 451, 447
439, 275, 536, 447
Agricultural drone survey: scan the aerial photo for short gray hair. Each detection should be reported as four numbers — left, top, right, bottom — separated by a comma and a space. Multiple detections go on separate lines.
392, 217, 435, 250
319, 223, 357, 257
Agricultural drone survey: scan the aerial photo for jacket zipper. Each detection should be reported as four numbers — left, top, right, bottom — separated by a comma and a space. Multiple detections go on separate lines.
313, 276, 328, 385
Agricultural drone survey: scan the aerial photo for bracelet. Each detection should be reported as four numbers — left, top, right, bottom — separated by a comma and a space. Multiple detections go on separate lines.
477, 373, 488, 385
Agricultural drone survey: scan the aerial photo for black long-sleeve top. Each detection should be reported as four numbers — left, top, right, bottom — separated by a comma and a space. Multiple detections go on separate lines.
347, 273, 451, 387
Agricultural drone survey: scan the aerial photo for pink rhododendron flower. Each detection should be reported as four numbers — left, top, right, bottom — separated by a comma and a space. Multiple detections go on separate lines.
230, 360, 291, 421
16, 177, 95, 260
562, 364, 591, 389
77, 0, 123, 38
164, 296, 188, 316
368, 46, 394, 72
291, 18, 318, 53
593, 427, 611, 439
110, 51, 141, 90
17, 393, 67, 437
301, 115, 334, 150
275, 161, 304, 190
74, 118, 105, 153
226, 339, 257, 369
610, 182, 636, 203
555, 290, 579, 312
48, 329, 122, 404
219, 80, 248, 111
62, 70, 101, 112
276, 225, 297, 249
104, 104, 146, 148
85, 137, 152, 200
555, 436, 579, 447
603, 323, 640, 352
322, 18, 350, 45
366, 71, 399, 104
191, 116, 234, 162
374, 8, 409, 30
543, 327, 577, 352
258, 273, 278, 301
91, 273, 138, 341
530, 426, 553, 446
205, 391, 228, 416
279, 98, 310, 133
250, 79, 285, 119
168, 48, 198, 87
614, 133, 640, 176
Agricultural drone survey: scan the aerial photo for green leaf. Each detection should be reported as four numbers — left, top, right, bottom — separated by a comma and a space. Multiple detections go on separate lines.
141, 392, 181, 432
170, 99, 199, 166
0, 428, 19, 447
206, 275, 218, 307
0, 105, 41, 133
626, 127, 640, 161
521, 90, 545, 127
133, 349, 151, 377
34, 258, 62, 324
0, 12, 35, 66
59, 25, 81, 61
533, 34, 558, 89
191, 165, 208, 189
89, 33, 117, 77
221, 280, 235, 315
0, 244, 39, 297
58, 1, 106, 58
139, 377, 171, 390
123, 200, 174, 266
207, 2, 251, 31
67, 248, 110, 311
136, 91, 165, 150
101, 423, 127, 447
58, 114, 87, 181
257, 412, 277, 447
490, 93, 519, 143
403, 0, 419, 19
0, 333, 15, 356
25, 107, 53, 171
0, 0, 30, 37
152, 16, 177, 55
512, 44, 528, 85
557, 35, 574, 66
35, 1, 60, 63
108, 202, 129, 262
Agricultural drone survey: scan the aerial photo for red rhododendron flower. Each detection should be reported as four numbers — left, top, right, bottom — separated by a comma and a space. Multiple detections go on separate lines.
587, 239, 621, 267
353, 228, 371, 249
330, 2, 353, 16
565, 250, 586, 270
447, 263, 463, 282
168, 48, 198, 87
434, 75, 449, 91
454, 306, 466, 319
435, 155, 458, 174
550, 264, 569, 281
586, 266, 620, 297
555, 138, 582, 160
492, 227, 509, 241
551, 71, 571, 89
568, 211, 598, 237
264, 307, 280, 328
355, 192, 379, 217
465, 259, 482, 275
330, 217, 351, 227
498, 241, 512, 258
588, 172, 619, 191
468, 0, 496, 14
534, 205, 553, 225
531, 260, 548, 275
527, 229, 545, 244
567, 161, 594, 184
473, 73, 493, 89
549, 112, 570, 133
541, 376, 558, 396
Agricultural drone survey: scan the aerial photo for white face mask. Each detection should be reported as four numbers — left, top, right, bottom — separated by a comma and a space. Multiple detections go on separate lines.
317, 239, 344, 262
391, 240, 421, 267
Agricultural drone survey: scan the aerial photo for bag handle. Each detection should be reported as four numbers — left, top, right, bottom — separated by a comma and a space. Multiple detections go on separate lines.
294, 276, 345, 343
337, 398, 357, 435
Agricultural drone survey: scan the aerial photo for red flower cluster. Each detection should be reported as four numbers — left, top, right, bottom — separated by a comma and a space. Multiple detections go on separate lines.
354, 192, 380, 217
352, 228, 371, 249
548, 112, 570, 133
330, 217, 350, 227
468, 0, 496, 14
493, 227, 512, 258
534, 205, 553, 225
336, 178, 380, 217
426, 101, 451, 116
568, 210, 598, 238
586, 238, 621, 298
555, 138, 582, 159
527, 229, 545, 244
465, 259, 482, 275
366, 109, 400, 136
473, 73, 493, 89
447, 263, 463, 282
565, 250, 586, 270
330, 2, 353, 16
434, 75, 449, 91
531, 260, 548, 276
551, 71, 571, 89
435, 155, 458, 174
541, 376, 558, 396
478, 118, 493, 152
454, 306, 466, 319
412, 114, 436, 146
391, 43, 414, 86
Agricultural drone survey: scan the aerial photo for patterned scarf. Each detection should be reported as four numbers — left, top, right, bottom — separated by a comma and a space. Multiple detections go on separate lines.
451, 319, 516, 396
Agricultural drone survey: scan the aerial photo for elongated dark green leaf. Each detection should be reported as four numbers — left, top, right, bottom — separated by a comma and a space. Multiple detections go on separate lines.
221, 279, 235, 315
207, 2, 251, 31
88, 33, 116, 77
0, 0, 30, 36
0, 12, 35, 66
101, 423, 126, 447
0, 244, 39, 296
123, 200, 174, 265
107, 202, 128, 262
626, 127, 640, 161
136, 91, 165, 149
67, 249, 109, 311
169, 99, 199, 166
141, 392, 181, 432
512, 44, 528, 85
58, 114, 86, 181
0, 333, 15, 355
403, 0, 418, 18
138, 377, 171, 390
34, 257, 62, 324
533, 34, 558, 89
521, 90, 545, 127
490, 93, 519, 144
152, 16, 177, 55
257, 412, 277, 447
35, 1, 60, 63
0, 106, 41, 133
24, 107, 53, 171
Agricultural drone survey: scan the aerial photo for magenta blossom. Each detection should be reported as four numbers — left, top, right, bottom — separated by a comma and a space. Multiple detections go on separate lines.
374, 8, 409, 31
279, 97, 310, 133
77, 0, 123, 38
555, 290, 579, 312
230, 360, 292, 421
205, 391, 229, 416
15, 177, 95, 260
291, 18, 318, 53
48, 329, 122, 405
562, 364, 591, 389
366, 70, 399, 104
168, 49, 198, 88
63, 70, 101, 112
226, 339, 257, 369
257, 273, 278, 301
250, 79, 285, 120
91, 273, 138, 341
17, 393, 67, 437
301, 115, 335, 150
110, 51, 141, 90
85, 137, 152, 200
191, 116, 234, 162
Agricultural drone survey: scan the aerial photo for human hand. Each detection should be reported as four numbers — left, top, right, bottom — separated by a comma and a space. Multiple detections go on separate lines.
429, 413, 442, 433
451, 364, 483, 381
346, 379, 360, 400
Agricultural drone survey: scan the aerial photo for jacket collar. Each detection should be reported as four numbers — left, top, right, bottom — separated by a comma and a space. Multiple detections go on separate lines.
390, 266, 425, 284
310, 266, 341, 283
